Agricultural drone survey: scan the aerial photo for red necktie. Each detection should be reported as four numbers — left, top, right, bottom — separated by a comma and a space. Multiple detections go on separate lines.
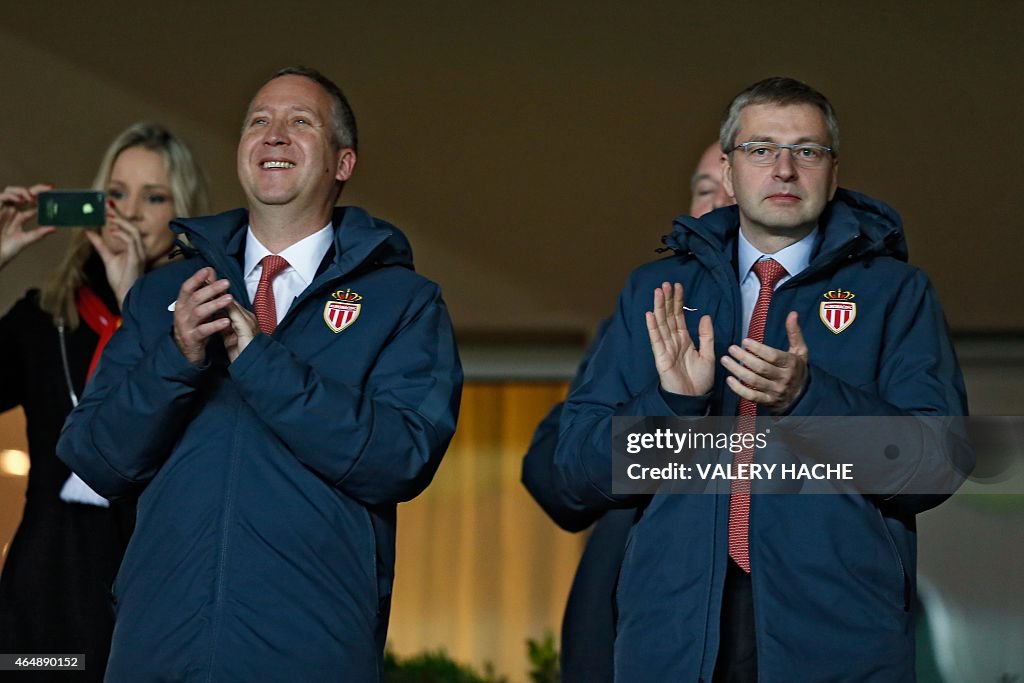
728, 257, 787, 573
253, 255, 289, 335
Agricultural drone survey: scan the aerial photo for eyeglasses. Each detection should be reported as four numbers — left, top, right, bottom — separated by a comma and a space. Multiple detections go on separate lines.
732, 141, 834, 168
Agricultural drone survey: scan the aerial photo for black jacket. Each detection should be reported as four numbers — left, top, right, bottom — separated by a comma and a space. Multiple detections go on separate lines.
0, 259, 133, 683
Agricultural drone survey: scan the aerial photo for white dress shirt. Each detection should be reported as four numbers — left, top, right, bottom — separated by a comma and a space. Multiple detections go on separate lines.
737, 227, 818, 336
243, 223, 334, 326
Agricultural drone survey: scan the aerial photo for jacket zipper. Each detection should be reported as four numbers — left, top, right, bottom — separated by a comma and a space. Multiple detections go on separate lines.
204, 401, 245, 681
273, 276, 343, 337
775, 235, 860, 292
696, 496, 722, 681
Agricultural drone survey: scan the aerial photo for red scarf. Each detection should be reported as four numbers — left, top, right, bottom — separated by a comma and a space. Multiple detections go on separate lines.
75, 286, 122, 381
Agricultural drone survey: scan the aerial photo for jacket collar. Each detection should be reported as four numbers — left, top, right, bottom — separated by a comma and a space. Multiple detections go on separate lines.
662, 188, 908, 271
171, 205, 415, 281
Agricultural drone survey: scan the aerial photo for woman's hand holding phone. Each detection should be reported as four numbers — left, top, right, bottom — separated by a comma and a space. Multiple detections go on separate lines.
0, 184, 55, 271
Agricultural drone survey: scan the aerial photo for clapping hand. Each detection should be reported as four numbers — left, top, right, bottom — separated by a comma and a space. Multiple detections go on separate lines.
221, 302, 259, 363
172, 267, 234, 367
721, 311, 809, 413
646, 282, 716, 396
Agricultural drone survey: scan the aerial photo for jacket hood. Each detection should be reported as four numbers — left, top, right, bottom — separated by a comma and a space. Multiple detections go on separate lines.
663, 188, 908, 264
171, 205, 415, 276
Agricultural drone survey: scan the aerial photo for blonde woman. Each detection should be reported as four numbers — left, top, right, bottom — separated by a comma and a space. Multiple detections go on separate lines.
0, 122, 208, 681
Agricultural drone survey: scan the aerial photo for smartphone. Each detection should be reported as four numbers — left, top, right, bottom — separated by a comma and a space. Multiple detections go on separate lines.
36, 190, 106, 227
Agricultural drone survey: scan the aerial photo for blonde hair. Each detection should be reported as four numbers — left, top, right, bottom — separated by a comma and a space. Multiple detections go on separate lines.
40, 122, 209, 327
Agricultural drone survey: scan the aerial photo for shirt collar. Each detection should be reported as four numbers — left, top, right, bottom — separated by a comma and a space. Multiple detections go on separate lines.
737, 226, 818, 282
243, 222, 334, 285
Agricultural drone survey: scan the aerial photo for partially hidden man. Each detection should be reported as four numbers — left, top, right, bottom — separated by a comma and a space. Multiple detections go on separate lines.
554, 77, 969, 682
58, 67, 462, 681
521, 141, 733, 683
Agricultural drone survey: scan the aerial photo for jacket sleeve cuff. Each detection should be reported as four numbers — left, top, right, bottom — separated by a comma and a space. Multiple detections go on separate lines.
157, 329, 209, 387
227, 333, 273, 380
612, 379, 710, 417
657, 385, 712, 416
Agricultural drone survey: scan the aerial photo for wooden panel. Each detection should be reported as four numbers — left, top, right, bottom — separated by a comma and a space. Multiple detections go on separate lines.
0, 407, 29, 561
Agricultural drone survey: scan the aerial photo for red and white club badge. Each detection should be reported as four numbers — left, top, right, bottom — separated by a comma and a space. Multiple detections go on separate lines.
324, 288, 362, 333
819, 289, 856, 334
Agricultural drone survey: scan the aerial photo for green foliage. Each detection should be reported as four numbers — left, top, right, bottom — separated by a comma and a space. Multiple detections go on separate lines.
384, 649, 507, 683
526, 632, 560, 683
383, 632, 561, 683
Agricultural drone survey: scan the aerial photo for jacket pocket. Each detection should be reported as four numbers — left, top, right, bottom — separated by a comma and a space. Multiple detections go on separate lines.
361, 507, 382, 618
611, 525, 637, 634
874, 506, 911, 611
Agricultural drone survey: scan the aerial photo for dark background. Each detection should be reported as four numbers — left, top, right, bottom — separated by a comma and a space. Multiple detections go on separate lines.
2, 1, 1021, 336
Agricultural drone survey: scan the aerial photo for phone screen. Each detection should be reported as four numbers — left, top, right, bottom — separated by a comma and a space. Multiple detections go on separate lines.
36, 190, 106, 227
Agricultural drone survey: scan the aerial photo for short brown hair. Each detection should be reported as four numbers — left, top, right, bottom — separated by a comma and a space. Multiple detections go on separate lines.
720, 77, 839, 156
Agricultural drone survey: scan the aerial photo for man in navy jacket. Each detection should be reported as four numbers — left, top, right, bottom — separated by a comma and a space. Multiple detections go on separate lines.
555, 77, 969, 682
58, 67, 462, 681
522, 141, 732, 683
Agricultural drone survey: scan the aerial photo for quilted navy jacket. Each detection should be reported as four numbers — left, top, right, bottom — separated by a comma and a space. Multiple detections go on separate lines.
58, 206, 462, 682
555, 189, 970, 682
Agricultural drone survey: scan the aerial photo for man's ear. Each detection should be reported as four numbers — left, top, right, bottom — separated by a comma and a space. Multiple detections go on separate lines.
723, 154, 736, 199
335, 148, 357, 182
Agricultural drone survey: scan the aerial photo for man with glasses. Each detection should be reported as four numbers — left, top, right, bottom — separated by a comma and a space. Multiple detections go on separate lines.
555, 77, 967, 681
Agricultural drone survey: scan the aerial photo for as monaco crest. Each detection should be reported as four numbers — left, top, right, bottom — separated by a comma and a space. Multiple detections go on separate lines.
324, 289, 362, 333
819, 289, 856, 334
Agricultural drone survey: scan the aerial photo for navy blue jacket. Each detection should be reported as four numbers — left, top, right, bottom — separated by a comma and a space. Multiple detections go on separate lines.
555, 189, 969, 682
522, 318, 634, 683
57, 206, 462, 682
